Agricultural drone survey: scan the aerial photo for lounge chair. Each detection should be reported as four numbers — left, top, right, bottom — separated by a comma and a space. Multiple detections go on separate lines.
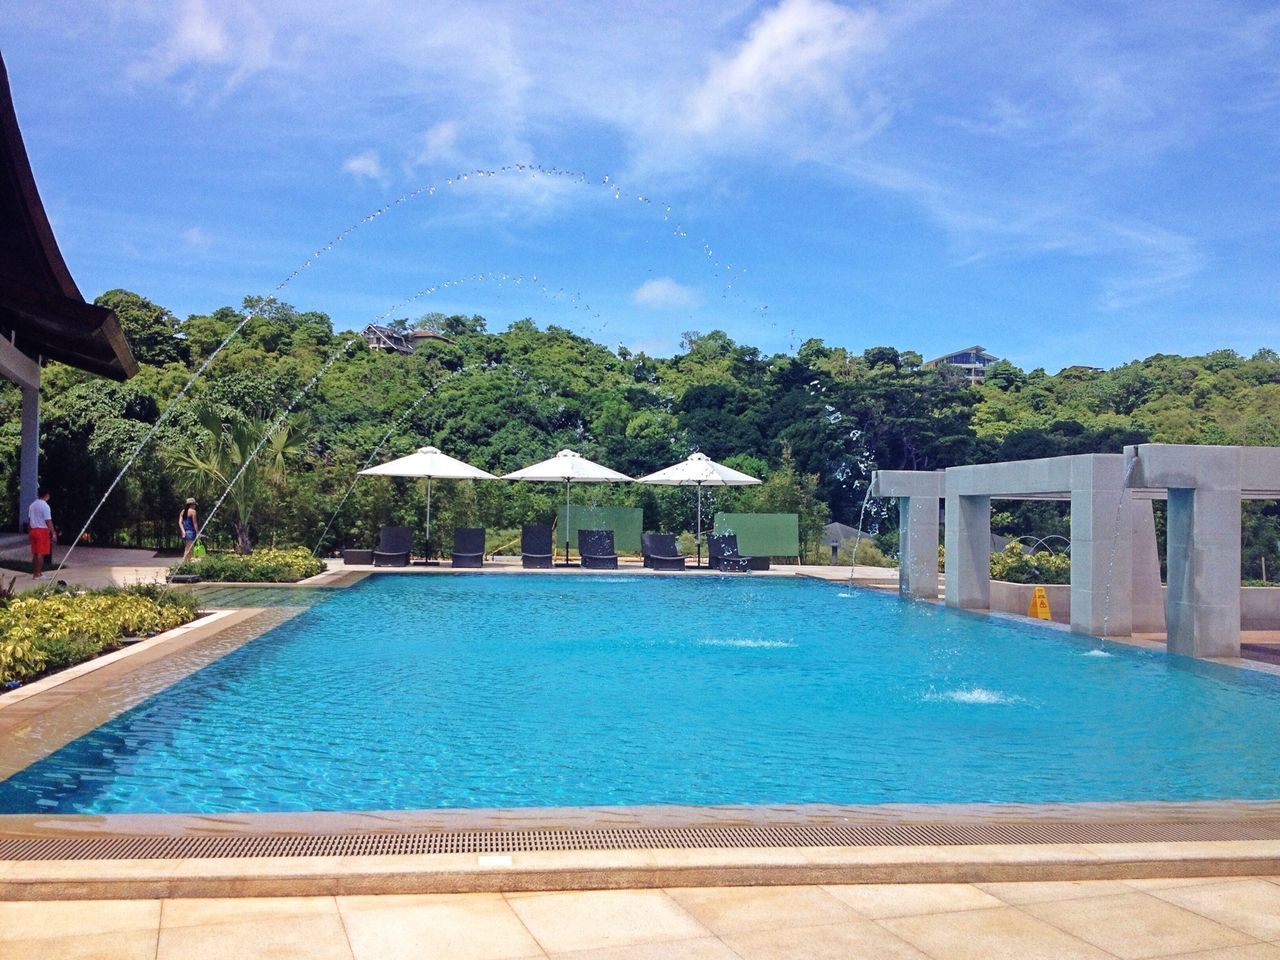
708, 532, 768, 572
521, 524, 554, 569
451, 527, 485, 568
642, 533, 686, 571
579, 529, 618, 570
372, 525, 412, 566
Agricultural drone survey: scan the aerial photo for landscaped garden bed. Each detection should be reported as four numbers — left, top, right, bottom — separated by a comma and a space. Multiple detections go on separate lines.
173, 546, 325, 583
0, 584, 199, 686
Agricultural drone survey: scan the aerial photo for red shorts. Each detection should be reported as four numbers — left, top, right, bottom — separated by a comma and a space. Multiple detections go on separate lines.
29, 527, 51, 554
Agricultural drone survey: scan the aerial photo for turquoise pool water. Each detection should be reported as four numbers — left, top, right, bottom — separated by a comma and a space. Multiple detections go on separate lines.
3, 573, 1280, 814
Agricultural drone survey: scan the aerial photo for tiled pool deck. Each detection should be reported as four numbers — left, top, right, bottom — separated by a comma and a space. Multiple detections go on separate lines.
8, 878, 1280, 959
7, 560, 1280, 953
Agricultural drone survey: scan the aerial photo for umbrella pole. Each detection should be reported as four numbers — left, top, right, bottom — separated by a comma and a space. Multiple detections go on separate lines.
697, 483, 703, 568
426, 476, 433, 563
564, 478, 571, 565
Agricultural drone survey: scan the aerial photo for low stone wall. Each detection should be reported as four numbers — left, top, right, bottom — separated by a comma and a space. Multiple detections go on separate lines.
989, 580, 1070, 625
1236, 587, 1280, 631
988, 582, 1280, 632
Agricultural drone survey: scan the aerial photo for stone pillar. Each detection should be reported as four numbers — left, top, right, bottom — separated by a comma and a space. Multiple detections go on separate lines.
1068, 456, 1131, 637
898, 495, 940, 599
1166, 480, 1242, 658
945, 493, 990, 609
18, 384, 38, 530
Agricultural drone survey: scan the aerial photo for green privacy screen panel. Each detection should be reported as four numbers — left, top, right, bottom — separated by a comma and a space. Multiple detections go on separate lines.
713, 512, 800, 557
556, 505, 643, 553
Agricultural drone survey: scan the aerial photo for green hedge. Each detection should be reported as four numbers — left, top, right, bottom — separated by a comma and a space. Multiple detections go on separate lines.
989, 543, 1071, 584
0, 584, 199, 686
175, 546, 325, 583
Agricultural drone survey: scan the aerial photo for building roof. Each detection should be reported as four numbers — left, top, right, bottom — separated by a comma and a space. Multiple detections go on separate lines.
362, 324, 415, 354
0, 53, 136, 381
924, 345, 998, 367
410, 328, 455, 344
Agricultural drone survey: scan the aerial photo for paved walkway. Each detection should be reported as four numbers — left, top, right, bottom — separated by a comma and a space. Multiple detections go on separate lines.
5, 877, 1280, 958
0, 545, 173, 593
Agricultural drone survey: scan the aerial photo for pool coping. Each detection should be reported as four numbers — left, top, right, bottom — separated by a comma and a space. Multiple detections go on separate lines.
6, 566, 1280, 898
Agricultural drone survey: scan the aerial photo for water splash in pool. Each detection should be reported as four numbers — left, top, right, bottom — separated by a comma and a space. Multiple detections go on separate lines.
697, 638, 796, 649
924, 687, 1022, 705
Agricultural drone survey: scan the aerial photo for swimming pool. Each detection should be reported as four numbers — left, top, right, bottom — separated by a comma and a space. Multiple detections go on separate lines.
3, 573, 1280, 815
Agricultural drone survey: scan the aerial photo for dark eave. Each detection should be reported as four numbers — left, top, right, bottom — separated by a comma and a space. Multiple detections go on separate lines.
0, 52, 136, 380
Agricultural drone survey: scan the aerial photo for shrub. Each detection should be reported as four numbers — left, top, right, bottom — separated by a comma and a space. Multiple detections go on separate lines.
989, 542, 1071, 584
0, 585, 198, 685
175, 546, 324, 583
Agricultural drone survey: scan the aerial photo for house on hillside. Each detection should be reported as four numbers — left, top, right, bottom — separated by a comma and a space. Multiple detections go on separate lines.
923, 345, 999, 384
362, 324, 454, 354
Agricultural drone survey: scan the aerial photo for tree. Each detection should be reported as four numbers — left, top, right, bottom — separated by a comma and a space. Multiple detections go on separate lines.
95, 289, 189, 366
168, 404, 309, 553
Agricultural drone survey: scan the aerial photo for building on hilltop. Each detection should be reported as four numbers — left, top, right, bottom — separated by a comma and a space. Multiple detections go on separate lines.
362, 324, 454, 354
923, 345, 999, 384
362, 324, 414, 354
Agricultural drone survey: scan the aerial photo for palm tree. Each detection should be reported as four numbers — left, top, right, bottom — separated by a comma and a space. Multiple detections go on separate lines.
169, 404, 309, 553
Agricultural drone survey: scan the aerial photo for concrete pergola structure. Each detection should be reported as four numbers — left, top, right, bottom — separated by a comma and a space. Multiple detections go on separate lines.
1125, 444, 1280, 659
0, 53, 136, 527
872, 454, 1165, 639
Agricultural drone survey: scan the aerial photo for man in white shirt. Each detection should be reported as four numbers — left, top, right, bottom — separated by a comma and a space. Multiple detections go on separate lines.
28, 487, 56, 581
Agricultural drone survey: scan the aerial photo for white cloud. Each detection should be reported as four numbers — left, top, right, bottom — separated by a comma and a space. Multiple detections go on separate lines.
343, 149, 386, 182
632, 278, 701, 310
683, 0, 884, 141
413, 121, 462, 167
181, 226, 213, 250
127, 0, 276, 92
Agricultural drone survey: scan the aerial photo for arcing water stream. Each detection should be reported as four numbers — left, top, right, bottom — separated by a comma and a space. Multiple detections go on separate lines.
45, 163, 769, 582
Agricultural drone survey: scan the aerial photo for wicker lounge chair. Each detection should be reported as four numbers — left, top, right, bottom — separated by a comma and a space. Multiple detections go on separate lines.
521, 524, 554, 568
642, 533, 686, 571
579, 529, 619, 569
708, 532, 768, 572
372, 525, 412, 566
451, 527, 485, 568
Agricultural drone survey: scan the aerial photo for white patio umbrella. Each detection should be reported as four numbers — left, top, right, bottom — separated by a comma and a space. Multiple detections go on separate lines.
502, 449, 632, 564
636, 452, 761, 566
360, 446, 498, 560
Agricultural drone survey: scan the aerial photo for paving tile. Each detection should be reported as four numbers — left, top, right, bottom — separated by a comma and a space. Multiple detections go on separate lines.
881, 905, 1115, 960
161, 895, 340, 929
0, 898, 161, 941
507, 890, 709, 954
664, 884, 858, 934
547, 937, 739, 960
1, 928, 159, 960
157, 907, 354, 960
1151, 879, 1280, 940
977, 879, 1132, 904
1124, 876, 1239, 891
723, 919, 932, 960
821, 882, 1004, 918
1023, 891, 1254, 959
1140, 945, 1280, 960
338, 892, 544, 960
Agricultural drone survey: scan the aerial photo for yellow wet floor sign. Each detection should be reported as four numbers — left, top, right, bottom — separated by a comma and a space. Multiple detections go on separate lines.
1028, 585, 1052, 620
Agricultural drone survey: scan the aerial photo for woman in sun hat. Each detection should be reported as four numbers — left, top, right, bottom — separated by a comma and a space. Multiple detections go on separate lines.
178, 497, 199, 561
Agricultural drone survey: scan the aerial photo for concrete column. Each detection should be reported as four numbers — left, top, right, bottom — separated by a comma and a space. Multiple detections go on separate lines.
1166, 482, 1242, 658
1068, 456, 1131, 637
1130, 498, 1166, 634
945, 493, 990, 609
898, 495, 940, 599
18, 384, 39, 530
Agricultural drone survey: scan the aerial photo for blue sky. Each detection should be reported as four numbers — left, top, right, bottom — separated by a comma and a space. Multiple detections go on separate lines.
5, 0, 1279, 369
